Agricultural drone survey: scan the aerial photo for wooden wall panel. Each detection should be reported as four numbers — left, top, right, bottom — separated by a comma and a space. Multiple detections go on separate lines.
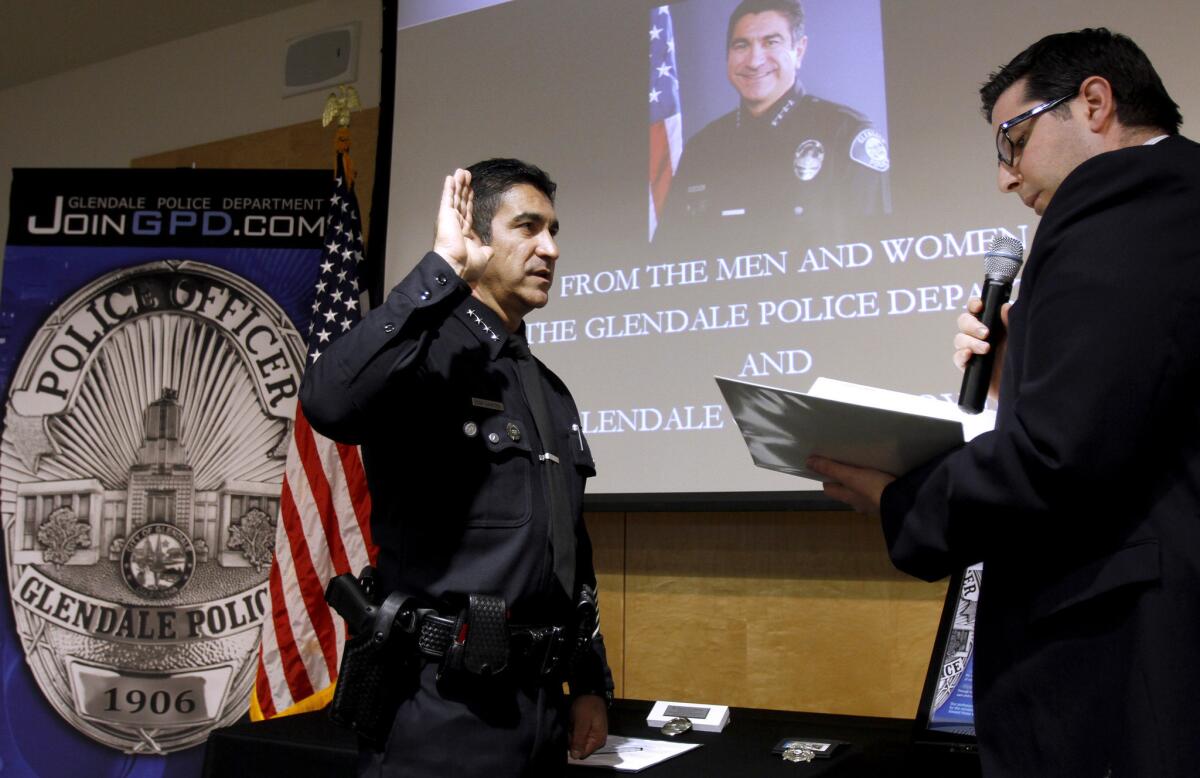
133, 108, 380, 242
618, 511, 946, 718
585, 512, 625, 698
135, 121, 949, 720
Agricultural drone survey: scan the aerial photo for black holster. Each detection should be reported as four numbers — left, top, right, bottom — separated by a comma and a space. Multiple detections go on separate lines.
326, 568, 420, 751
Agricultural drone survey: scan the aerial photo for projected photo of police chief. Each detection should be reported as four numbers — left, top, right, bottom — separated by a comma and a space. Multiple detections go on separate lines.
650, 0, 890, 253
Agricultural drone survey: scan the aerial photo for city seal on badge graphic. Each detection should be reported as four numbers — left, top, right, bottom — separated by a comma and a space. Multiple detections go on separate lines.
121, 522, 196, 599
1, 260, 306, 753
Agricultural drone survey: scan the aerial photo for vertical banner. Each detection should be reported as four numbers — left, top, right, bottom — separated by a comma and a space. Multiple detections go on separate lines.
0, 168, 329, 775
927, 563, 980, 735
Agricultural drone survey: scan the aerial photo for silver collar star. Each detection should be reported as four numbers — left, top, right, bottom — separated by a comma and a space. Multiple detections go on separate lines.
465, 308, 500, 341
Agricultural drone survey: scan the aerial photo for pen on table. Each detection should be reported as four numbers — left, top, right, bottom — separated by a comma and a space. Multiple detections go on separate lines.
594, 746, 644, 754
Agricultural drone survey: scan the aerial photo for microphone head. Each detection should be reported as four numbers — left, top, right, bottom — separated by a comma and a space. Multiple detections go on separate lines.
983, 235, 1024, 283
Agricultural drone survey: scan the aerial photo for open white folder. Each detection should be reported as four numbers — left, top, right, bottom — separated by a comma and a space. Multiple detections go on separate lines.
715, 376, 996, 482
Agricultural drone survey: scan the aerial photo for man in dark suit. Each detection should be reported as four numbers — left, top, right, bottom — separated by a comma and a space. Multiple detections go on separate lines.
808, 29, 1200, 776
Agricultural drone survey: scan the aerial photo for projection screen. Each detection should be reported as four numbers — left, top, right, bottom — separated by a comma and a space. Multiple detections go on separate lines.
380, 0, 1200, 499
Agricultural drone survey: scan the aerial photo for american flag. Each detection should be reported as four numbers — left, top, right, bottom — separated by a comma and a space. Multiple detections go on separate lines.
251, 156, 376, 720
649, 5, 683, 240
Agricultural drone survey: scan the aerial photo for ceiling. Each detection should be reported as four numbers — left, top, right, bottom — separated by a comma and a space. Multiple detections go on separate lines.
0, 0, 317, 91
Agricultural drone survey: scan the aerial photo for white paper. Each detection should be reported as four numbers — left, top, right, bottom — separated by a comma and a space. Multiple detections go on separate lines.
808, 377, 996, 441
567, 735, 702, 772
716, 376, 995, 481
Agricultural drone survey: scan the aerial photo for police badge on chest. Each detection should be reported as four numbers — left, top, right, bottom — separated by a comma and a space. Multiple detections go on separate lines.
793, 140, 825, 181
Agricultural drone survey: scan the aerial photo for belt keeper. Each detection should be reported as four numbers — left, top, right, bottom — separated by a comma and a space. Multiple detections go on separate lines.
437, 611, 468, 679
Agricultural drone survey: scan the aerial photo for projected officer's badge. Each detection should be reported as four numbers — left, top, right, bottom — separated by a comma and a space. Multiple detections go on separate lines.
2, 260, 305, 753
850, 128, 890, 172
793, 140, 825, 181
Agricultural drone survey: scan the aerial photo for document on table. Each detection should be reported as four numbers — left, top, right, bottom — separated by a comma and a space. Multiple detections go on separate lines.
567, 735, 702, 772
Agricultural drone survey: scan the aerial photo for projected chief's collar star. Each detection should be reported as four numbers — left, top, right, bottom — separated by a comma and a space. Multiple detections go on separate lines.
737, 95, 796, 129
466, 308, 501, 341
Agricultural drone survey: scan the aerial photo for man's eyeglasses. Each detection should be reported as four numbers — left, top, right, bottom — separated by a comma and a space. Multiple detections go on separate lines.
995, 93, 1075, 167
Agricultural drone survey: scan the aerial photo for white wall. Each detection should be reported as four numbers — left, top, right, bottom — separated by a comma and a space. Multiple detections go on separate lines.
0, 0, 382, 252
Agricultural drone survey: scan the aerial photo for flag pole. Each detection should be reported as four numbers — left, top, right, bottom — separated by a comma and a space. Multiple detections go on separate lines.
251, 84, 375, 722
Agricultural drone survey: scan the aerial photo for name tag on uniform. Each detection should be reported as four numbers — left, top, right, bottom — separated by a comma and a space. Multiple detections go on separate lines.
471, 397, 504, 411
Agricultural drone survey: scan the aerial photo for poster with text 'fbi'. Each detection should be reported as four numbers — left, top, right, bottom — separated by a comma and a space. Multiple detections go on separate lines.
0, 168, 327, 776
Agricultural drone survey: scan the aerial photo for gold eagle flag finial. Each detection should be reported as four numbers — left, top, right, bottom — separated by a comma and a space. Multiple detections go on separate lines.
322, 85, 361, 189
322, 84, 360, 128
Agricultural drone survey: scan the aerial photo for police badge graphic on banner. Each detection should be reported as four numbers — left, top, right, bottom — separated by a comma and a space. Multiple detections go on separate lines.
0, 168, 328, 769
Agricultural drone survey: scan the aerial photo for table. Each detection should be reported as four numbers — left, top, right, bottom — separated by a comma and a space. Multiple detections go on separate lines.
203, 699, 981, 777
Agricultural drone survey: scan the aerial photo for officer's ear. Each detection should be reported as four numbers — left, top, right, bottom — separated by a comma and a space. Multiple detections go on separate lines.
792, 35, 808, 69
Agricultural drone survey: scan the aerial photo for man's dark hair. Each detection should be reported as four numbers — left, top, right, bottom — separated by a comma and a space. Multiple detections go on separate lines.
466, 158, 557, 243
980, 28, 1181, 134
726, 0, 804, 49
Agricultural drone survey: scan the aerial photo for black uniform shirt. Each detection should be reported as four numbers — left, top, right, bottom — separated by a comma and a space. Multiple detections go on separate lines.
299, 252, 599, 626
655, 85, 891, 250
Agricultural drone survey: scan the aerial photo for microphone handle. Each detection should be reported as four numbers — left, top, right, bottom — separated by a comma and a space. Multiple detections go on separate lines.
958, 279, 1011, 414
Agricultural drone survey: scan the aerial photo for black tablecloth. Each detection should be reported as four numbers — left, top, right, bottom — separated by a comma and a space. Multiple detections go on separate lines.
203, 699, 981, 777
583, 701, 979, 777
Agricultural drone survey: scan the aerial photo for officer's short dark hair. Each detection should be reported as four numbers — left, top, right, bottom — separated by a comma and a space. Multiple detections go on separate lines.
979, 28, 1181, 134
727, 0, 804, 50
466, 158, 557, 243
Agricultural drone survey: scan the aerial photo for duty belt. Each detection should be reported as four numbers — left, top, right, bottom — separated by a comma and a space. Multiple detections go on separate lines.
414, 612, 570, 678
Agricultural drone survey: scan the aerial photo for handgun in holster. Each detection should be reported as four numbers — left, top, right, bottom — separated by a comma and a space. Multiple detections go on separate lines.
325, 566, 423, 750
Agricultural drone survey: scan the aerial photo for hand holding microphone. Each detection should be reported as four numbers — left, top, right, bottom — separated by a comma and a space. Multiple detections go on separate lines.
957, 236, 1024, 414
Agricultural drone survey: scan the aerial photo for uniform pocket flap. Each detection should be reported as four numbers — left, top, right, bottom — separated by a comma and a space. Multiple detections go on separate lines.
1031, 539, 1160, 621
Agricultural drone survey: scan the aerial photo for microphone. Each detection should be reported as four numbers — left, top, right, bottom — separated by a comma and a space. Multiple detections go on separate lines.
958, 235, 1024, 414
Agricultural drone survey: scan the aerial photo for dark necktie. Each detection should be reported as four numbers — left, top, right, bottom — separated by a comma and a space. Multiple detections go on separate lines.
507, 337, 576, 598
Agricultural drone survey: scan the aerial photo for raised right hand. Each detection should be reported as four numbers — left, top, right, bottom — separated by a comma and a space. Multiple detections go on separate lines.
953, 297, 1011, 403
431, 168, 493, 284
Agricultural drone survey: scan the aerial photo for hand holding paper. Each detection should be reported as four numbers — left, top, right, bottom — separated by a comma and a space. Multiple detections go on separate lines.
806, 456, 894, 519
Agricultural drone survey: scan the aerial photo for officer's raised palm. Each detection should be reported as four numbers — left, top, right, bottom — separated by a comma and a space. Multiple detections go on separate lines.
432, 168, 493, 283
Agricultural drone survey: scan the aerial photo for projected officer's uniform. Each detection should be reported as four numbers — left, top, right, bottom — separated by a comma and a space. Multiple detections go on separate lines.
655, 86, 890, 248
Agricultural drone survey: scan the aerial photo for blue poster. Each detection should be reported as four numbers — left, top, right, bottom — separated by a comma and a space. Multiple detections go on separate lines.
0, 168, 329, 776
928, 562, 981, 735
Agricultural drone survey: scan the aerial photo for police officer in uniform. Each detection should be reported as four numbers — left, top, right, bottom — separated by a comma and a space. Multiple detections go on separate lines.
300, 159, 611, 777
655, 0, 890, 250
